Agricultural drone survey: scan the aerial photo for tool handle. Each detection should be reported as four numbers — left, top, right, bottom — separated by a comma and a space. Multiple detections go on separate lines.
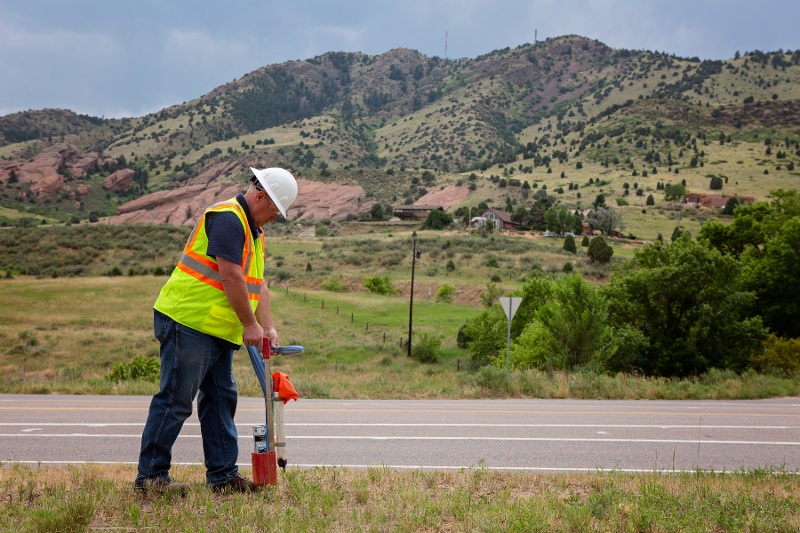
271, 345, 304, 356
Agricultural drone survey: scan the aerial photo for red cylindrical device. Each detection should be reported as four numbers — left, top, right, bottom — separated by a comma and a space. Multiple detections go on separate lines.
251, 451, 277, 486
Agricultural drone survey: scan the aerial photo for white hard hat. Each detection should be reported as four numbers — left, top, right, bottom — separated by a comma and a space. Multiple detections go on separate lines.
249, 167, 298, 218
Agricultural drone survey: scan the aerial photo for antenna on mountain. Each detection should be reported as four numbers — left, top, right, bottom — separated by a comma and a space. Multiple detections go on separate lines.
535, 29, 538, 44
445, 21, 449, 61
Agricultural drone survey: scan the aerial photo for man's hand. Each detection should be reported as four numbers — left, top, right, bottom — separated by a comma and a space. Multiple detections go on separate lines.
265, 326, 279, 349
218, 257, 264, 350
243, 322, 265, 352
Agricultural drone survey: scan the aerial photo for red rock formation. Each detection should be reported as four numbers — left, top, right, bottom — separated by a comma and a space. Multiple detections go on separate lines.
291, 178, 373, 221
0, 143, 376, 225
105, 176, 373, 225
414, 185, 470, 209
103, 169, 135, 192
0, 143, 113, 197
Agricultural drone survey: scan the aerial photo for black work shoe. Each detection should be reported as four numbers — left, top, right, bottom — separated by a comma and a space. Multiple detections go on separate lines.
211, 474, 259, 493
135, 478, 188, 497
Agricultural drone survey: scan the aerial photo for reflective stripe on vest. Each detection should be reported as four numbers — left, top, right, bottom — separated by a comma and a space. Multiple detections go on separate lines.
175, 200, 264, 300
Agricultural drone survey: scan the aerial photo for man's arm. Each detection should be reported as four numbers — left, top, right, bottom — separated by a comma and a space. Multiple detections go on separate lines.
217, 257, 264, 350
256, 279, 279, 348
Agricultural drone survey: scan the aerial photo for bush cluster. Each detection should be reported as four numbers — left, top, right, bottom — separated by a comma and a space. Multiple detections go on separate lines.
363, 275, 396, 296
107, 355, 160, 382
410, 333, 441, 364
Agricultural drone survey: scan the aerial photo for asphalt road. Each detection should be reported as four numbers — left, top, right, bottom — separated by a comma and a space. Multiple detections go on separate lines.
1, 394, 798, 473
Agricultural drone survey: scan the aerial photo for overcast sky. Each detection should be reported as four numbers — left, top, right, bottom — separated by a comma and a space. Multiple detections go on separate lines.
1, 0, 798, 119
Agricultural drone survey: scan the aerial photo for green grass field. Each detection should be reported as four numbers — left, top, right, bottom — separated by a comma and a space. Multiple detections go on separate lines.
2, 273, 799, 400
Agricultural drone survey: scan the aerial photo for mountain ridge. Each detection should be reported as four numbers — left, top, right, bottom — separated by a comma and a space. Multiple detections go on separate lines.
1, 35, 798, 226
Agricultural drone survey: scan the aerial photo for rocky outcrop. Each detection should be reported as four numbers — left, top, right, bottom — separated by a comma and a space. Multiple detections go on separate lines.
0, 143, 113, 198
105, 176, 373, 226
102, 169, 135, 192
190, 161, 241, 186
0, 142, 375, 225
291, 179, 373, 221
109, 182, 243, 225
414, 185, 470, 209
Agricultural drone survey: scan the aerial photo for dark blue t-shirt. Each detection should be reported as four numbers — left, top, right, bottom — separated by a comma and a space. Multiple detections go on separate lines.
205, 193, 261, 262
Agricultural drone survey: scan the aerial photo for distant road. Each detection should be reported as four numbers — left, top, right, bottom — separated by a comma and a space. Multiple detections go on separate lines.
1, 395, 798, 472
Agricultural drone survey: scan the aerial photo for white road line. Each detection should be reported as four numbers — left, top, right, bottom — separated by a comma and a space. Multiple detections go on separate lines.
0, 423, 797, 429
1, 433, 797, 445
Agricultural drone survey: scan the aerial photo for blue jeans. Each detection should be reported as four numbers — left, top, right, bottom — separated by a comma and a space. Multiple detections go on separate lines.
136, 310, 240, 486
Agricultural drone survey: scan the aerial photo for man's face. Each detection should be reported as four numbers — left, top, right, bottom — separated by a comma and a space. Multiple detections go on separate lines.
253, 184, 282, 225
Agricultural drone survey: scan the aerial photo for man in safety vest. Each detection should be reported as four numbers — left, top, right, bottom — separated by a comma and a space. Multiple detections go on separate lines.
135, 167, 298, 495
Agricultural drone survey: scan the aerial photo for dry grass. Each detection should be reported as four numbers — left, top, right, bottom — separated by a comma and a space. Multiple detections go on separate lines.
1, 463, 798, 532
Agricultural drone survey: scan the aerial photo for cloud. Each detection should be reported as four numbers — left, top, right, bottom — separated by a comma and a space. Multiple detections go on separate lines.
162, 29, 251, 70
299, 24, 367, 58
0, 18, 121, 114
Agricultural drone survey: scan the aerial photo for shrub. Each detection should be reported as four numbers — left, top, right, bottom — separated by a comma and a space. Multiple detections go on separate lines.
479, 282, 503, 308
456, 322, 473, 348
436, 284, 456, 303
108, 355, 160, 382
750, 335, 800, 375
587, 237, 613, 263
472, 366, 511, 393
422, 209, 454, 229
562, 262, 574, 273
315, 225, 330, 237
321, 275, 346, 292
410, 333, 441, 364
581, 236, 590, 247
446, 259, 456, 272
272, 269, 294, 282
563, 235, 577, 254
364, 275, 396, 295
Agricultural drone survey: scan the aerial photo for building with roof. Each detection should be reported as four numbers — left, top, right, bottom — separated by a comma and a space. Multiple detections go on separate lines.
473, 208, 519, 230
393, 205, 444, 221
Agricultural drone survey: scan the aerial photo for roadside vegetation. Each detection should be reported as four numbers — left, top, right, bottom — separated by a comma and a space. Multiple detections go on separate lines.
1, 190, 798, 399
1, 463, 798, 532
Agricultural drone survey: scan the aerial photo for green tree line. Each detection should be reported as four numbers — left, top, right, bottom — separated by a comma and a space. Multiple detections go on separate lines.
461, 189, 800, 378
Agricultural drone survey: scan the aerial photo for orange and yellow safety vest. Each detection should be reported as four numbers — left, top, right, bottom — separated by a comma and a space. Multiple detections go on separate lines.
154, 198, 265, 345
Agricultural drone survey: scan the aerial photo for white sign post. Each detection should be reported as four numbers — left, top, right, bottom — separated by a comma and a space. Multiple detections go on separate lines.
499, 297, 522, 376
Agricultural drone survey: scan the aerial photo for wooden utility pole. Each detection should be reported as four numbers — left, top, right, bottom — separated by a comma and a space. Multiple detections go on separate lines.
407, 235, 418, 357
